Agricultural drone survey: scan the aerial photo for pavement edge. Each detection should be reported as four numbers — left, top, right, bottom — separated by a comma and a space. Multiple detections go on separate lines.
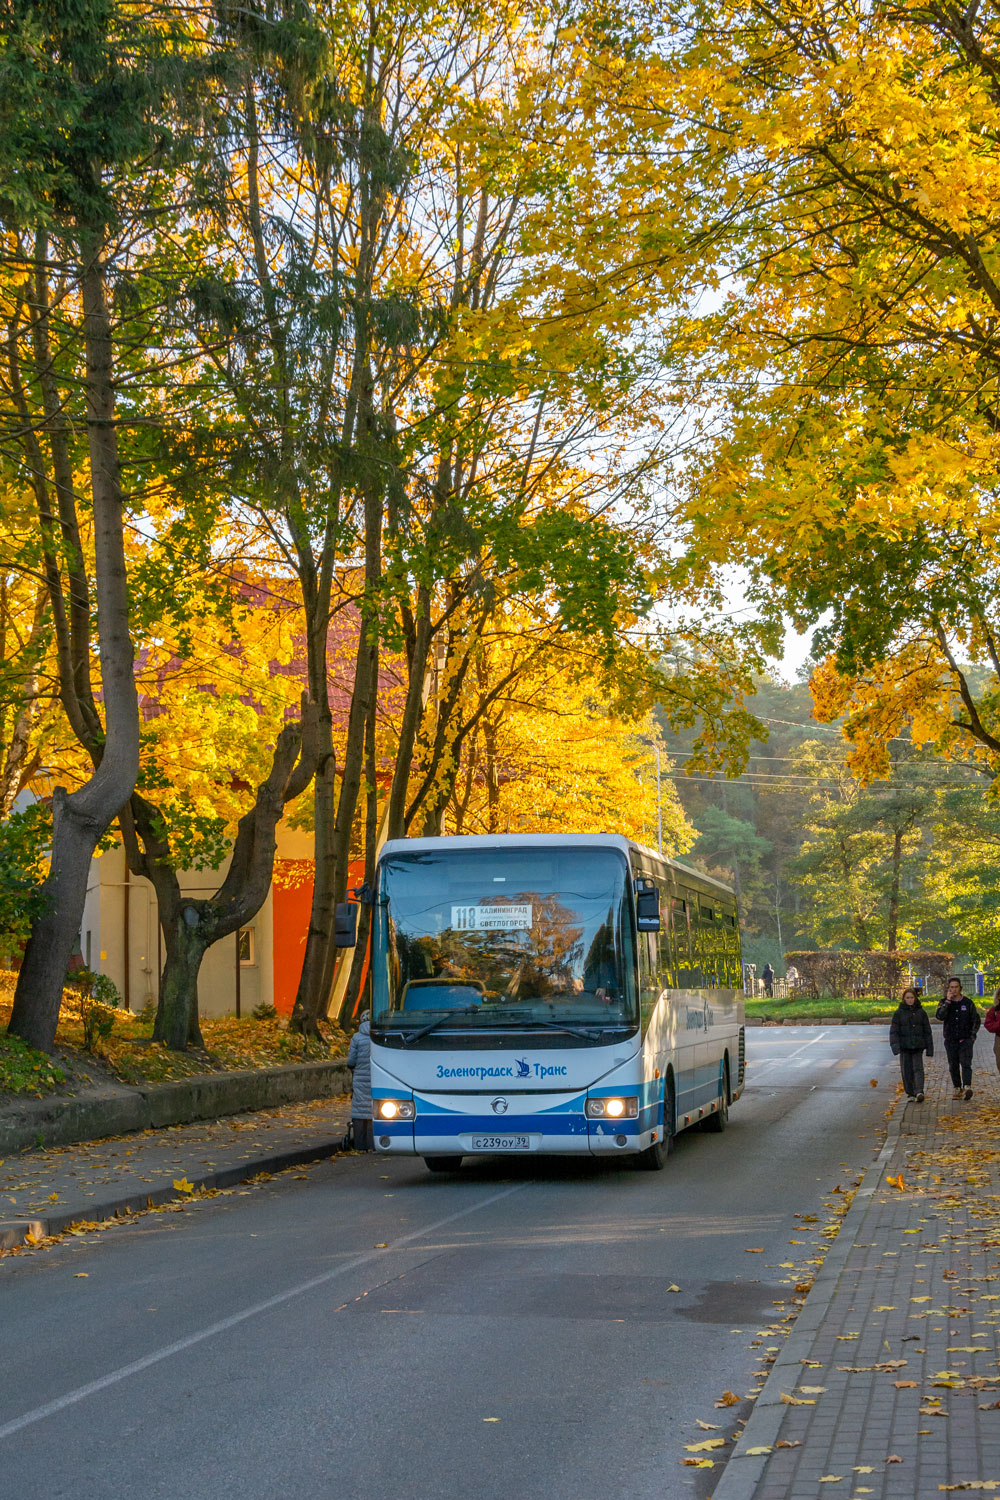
0, 1137, 345, 1252
708, 1095, 906, 1500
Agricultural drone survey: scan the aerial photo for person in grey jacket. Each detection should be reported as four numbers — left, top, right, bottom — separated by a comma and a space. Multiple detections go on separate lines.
347, 1012, 373, 1151
889, 987, 933, 1101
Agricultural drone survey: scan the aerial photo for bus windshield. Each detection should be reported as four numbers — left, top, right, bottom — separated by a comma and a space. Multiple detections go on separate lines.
371, 846, 637, 1035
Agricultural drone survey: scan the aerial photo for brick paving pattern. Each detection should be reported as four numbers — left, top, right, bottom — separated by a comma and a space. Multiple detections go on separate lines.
723, 1030, 1000, 1499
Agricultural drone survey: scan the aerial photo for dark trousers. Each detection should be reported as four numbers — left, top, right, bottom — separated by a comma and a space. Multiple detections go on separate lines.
899, 1049, 925, 1097
945, 1038, 974, 1088
352, 1116, 374, 1151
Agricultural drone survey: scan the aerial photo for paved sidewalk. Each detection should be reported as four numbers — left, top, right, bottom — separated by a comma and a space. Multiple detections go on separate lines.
0, 1093, 351, 1249
714, 1030, 1000, 1499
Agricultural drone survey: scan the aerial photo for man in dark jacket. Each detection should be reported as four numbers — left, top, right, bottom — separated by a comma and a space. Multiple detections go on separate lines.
936, 977, 980, 1100
889, 987, 933, 1101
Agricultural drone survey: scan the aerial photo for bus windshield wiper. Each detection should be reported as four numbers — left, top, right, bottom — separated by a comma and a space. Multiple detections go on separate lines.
400, 1007, 480, 1044
493, 1011, 598, 1041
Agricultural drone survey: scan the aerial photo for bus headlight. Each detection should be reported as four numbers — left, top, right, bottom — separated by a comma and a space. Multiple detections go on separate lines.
585, 1097, 638, 1119
376, 1099, 415, 1121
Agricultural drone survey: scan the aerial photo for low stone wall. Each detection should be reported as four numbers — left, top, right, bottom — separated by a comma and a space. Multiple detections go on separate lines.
0, 1057, 351, 1155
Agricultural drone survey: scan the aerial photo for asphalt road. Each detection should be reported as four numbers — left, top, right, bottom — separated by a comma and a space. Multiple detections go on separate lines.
0, 1026, 897, 1500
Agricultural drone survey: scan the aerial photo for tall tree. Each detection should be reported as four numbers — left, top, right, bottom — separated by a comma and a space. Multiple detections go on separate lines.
0, 0, 195, 1047
640, 0, 1000, 781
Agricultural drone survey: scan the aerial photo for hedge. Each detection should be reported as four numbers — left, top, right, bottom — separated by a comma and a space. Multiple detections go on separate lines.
784, 950, 955, 1001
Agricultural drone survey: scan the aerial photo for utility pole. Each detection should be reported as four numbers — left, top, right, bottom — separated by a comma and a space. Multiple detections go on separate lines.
655, 744, 662, 855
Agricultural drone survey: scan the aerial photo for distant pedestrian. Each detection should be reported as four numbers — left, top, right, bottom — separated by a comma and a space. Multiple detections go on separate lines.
889, 986, 933, 1101
762, 962, 774, 998
983, 986, 1000, 1076
347, 1010, 374, 1151
936, 977, 981, 1100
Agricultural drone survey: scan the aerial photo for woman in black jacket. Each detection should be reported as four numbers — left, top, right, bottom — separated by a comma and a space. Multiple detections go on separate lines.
890, 987, 934, 1101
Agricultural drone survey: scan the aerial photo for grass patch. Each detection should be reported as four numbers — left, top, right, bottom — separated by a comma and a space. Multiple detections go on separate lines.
0, 1033, 66, 1096
0, 971, 349, 1094
745, 996, 897, 1022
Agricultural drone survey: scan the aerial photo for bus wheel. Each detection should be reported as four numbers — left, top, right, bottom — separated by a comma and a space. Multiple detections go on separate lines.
703, 1062, 730, 1133
424, 1156, 463, 1173
639, 1080, 675, 1170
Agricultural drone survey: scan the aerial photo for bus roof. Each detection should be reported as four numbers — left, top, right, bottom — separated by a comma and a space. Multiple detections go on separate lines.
377, 833, 736, 901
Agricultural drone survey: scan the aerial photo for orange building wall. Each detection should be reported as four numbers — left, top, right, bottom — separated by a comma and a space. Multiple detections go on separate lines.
271, 858, 366, 1016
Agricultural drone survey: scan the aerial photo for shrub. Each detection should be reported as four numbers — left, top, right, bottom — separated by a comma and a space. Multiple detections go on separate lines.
78, 993, 116, 1053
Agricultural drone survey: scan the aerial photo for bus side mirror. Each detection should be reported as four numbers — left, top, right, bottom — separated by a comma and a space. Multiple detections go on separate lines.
334, 902, 358, 947
635, 884, 660, 932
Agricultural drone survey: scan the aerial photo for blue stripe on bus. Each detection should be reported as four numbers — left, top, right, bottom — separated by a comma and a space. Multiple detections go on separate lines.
373, 1061, 724, 1141
412, 1092, 589, 1116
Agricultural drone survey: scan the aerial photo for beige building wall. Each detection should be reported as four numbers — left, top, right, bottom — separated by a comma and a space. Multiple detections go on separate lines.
81, 844, 276, 1018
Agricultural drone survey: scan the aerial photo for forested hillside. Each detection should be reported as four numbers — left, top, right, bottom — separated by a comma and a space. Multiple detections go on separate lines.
660, 676, 999, 976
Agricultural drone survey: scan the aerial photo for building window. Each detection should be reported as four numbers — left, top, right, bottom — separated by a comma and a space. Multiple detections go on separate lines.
238, 927, 255, 965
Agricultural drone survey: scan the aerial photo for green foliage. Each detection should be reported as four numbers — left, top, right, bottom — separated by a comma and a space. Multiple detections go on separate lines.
0, 803, 49, 948
78, 995, 116, 1053
692, 806, 771, 873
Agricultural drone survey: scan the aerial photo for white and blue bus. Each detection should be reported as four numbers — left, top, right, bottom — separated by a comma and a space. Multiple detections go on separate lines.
356, 833, 744, 1172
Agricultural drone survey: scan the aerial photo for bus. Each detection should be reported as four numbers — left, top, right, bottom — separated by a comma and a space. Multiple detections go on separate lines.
354, 833, 745, 1172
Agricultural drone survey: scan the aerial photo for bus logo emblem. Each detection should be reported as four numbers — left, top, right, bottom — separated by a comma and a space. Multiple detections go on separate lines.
515, 1058, 530, 1078
491, 1097, 509, 1114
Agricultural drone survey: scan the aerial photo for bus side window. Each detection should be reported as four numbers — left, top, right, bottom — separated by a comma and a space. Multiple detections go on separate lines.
669, 896, 689, 985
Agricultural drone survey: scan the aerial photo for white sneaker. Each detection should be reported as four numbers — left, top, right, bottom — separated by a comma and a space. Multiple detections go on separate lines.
953, 1086, 964, 1099
965, 1087, 974, 1101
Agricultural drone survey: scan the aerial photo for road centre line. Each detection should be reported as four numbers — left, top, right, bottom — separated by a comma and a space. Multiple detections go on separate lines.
0, 1180, 526, 1443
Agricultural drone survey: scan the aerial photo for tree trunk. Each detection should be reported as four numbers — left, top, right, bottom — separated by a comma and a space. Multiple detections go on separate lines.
8, 240, 140, 1054
288, 713, 337, 1035
156, 910, 209, 1052
887, 828, 903, 953
338, 673, 380, 1025
385, 593, 433, 839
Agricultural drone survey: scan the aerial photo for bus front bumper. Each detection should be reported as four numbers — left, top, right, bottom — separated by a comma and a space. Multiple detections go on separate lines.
371, 1090, 661, 1157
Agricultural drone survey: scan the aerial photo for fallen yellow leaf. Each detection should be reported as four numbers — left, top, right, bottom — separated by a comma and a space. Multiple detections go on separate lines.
715, 1391, 741, 1407
684, 1438, 726, 1452
172, 1178, 194, 1195
746, 1446, 772, 1455
780, 1393, 815, 1405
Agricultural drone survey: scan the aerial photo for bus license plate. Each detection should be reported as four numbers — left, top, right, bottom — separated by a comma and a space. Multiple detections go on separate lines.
470, 1134, 530, 1151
